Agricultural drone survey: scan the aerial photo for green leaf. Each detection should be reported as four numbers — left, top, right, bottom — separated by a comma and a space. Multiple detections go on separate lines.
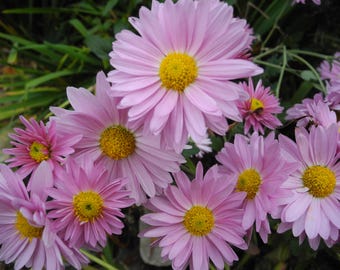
25, 70, 80, 89
300, 70, 317, 81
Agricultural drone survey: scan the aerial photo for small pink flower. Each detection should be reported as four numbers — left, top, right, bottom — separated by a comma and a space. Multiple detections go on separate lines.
216, 133, 296, 243
318, 52, 340, 83
0, 162, 88, 270
140, 162, 247, 270
50, 71, 184, 204
108, 0, 262, 152
47, 158, 134, 248
276, 125, 340, 250
3, 116, 81, 178
293, 0, 321, 5
237, 79, 283, 134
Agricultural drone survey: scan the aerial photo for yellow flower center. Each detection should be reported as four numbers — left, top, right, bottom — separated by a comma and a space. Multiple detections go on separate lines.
250, 98, 264, 113
159, 52, 198, 93
99, 125, 136, 160
73, 191, 104, 222
15, 211, 43, 240
236, 168, 262, 199
302, 165, 336, 198
183, 205, 214, 236
29, 141, 50, 162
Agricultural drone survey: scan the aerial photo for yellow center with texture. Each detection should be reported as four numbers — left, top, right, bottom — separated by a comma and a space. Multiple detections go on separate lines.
183, 205, 214, 236
250, 98, 264, 113
99, 125, 136, 160
29, 141, 49, 162
73, 191, 104, 222
159, 52, 198, 93
15, 211, 43, 240
237, 168, 262, 199
302, 165, 336, 198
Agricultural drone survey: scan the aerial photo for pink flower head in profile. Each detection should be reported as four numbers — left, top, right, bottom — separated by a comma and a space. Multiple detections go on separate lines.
286, 93, 337, 129
50, 71, 184, 205
140, 162, 247, 270
0, 162, 88, 270
318, 52, 340, 83
216, 133, 296, 243
108, 0, 263, 152
237, 79, 283, 134
47, 158, 134, 248
276, 124, 340, 250
293, 0, 321, 5
3, 116, 81, 178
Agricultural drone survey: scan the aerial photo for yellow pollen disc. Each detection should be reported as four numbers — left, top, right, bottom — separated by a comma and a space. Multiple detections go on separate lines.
99, 125, 136, 160
15, 211, 43, 240
237, 168, 262, 199
159, 52, 198, 93
250, 98, 264, 112
302, 165, 336, 198
183, 205, 214, 236
73, 191, 104, 222
29, 141, 50, 162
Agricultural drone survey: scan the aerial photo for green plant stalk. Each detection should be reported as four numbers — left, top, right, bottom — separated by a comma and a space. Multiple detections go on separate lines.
81, 249, 119, 270
275, 45, 287, 97
288, 49, 333, 60
253, 45, 282, 61
253, 60, 297, 75
287, 52, 327, 93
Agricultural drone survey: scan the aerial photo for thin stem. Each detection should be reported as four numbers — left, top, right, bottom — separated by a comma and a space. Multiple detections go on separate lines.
287, 52, 327, 93
253, 45, 282, 61
276, 45, 287, 97
81, 249, 119, 270
253, 59, 297, 74
288, 49, 333, 60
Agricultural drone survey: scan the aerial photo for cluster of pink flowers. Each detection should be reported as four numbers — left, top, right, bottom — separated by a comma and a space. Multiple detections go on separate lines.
1, 0, 339, 269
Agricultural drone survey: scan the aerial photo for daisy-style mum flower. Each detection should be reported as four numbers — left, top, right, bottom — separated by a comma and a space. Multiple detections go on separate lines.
0, 162, 88, 270
318, 52, 340, 84
293, 0, 321, 5
47, 158, 134, 248
108, 0, 263, 152
236, 79, 283, 134
50, 71, 184, 205
276, 124, 340, 249
216, 133, 296, 243
285, 93, 338, 129
140, 162, 247, 270
3, 116, 81, 178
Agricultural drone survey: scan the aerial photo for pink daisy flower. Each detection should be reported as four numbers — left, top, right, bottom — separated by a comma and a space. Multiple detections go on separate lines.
216, 133, 296, 243
318, 52, 340, 83
50, 71, 184, 204
293, 0, 321, 4
108, 0, 263, 152
236, 79, 283, 134
286, 93, 337, 128
276, 124, 340, 249
0, 162, 88, 270
47, 158, 134, 248
3, 116, 81, 178
140, 162, 247, 270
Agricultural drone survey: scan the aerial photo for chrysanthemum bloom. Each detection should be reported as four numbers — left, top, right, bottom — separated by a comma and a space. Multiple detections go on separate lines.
140, 162, 247, 270
318, 52, 340, 83
293, 0, 321, 4
216, 133, 296, 243
236, 79, 283, 134
276, 124, 340, 249
47, 158, 134, 248
0, 162, 88, 270
3, 116, 81, 178
285, 93, 338, 128
50, 71, 184, 204
108, 0, 263, 152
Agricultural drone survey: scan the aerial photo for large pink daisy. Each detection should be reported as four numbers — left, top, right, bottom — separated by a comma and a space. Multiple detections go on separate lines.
216, 133, 296, 243
47, 158, 134, 248
236, 79, 283, 134
276, 124, 340, 249
108, 0, 263, 152
50, 71, 184, 204
0, 162, 88, 270
140, 162, 247, 270
3, 116, 80, 178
